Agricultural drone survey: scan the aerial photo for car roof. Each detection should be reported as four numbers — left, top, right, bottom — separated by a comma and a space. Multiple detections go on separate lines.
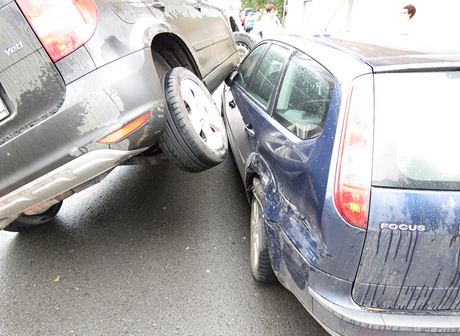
324, 37, 460, 72
262, 35, 372, 82
268, 34, 460, 75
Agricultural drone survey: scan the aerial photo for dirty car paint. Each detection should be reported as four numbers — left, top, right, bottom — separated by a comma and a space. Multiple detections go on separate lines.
354, 187, 460, 311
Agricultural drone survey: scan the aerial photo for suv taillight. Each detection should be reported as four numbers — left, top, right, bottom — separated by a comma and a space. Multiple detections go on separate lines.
16, 0, 98, 62
335, 74, 374, 230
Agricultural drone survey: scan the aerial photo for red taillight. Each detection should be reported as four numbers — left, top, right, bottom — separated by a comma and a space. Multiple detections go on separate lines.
17, 0, 98, 62
335, 75, 374, 230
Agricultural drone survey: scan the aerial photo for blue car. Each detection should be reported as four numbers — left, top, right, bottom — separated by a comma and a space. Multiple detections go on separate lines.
222, 35, 460, 335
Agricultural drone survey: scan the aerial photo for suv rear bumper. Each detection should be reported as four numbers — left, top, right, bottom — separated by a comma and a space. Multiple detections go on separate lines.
268, 221, 460, 336
0, 48, 166, 224
0, 148, 144, 228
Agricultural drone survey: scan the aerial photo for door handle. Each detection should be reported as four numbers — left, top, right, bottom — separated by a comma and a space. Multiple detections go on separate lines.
228, 100, 236, 109
245, 124, 255, 137
193, 1, 201, 12
152, 1, 165, 10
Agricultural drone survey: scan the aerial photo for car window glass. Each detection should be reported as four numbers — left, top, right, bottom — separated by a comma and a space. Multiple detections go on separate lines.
273, 54, 334, 139
235, 43, 267, 88
247, 44, 289, 109
373, 71, 460, 190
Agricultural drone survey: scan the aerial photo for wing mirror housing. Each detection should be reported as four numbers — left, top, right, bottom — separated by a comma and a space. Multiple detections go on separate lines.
225, 70, 238, 87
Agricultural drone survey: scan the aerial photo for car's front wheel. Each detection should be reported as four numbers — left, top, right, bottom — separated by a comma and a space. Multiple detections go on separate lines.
160, 67, 228, 172
250, 178, 275, 283
4, 201, 63, 232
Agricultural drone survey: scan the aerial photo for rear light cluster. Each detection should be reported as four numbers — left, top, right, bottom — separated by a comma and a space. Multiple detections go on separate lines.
17, 0, 98, 62
334, 75, 374, 230
98, 112, 152, 145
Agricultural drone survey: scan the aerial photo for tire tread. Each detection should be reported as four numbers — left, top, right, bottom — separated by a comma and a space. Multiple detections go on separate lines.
251, 178, 276, 283
160, 68, 227, 172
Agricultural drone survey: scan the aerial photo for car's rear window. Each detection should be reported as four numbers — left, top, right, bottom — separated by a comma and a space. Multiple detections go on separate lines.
372, 71, 460, 190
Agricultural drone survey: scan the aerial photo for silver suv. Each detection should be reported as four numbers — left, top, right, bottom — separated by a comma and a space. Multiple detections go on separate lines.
0, 0, 239, 231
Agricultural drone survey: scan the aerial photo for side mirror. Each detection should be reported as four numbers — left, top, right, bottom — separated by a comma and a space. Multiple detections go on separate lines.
225, 70, 238, 87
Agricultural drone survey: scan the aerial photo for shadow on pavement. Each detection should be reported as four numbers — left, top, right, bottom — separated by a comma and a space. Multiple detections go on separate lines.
0, 155, 327, 336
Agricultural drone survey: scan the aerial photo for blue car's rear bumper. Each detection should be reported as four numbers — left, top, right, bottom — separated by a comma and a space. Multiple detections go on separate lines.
266, 220, 460, 336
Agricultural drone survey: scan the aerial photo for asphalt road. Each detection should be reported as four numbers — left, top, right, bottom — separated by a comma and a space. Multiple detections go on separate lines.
0, 156, 328, 336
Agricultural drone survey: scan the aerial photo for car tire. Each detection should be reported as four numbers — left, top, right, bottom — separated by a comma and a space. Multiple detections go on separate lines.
250, 178, 276, 283
4, 201, 63, 232
233, 32, 255, 61
160, 67, 228, 172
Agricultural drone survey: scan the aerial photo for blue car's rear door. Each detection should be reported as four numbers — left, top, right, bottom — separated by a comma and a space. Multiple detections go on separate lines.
252, 51, 339, 270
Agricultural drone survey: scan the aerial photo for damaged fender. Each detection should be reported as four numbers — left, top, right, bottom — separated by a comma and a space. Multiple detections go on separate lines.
244, 152, 325, 284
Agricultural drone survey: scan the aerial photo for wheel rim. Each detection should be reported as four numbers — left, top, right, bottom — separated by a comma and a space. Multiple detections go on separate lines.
180, 78, 226, 152
236, 42, 250, 61
250, 196, 263, 272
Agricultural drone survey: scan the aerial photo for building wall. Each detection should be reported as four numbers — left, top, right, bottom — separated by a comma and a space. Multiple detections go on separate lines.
284, 0, 460, 51
285, 0, 352, 35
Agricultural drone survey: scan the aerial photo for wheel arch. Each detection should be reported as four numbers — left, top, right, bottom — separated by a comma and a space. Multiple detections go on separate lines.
245, 153, 281, 223
150, 32, 202, 79
245, 152, 283, 280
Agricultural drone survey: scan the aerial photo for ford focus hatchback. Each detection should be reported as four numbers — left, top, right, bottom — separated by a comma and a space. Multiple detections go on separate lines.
222, 35, 460, 335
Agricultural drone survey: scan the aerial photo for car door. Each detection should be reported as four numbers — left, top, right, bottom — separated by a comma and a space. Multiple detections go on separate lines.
197, 2, 235, 66
254, 51, 336, 260
224, 42, 268, 174
225, 43, 289, 177
153, 0, 215, 76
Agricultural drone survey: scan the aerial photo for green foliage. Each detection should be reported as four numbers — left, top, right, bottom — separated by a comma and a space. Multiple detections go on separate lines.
240, 0, 286, 17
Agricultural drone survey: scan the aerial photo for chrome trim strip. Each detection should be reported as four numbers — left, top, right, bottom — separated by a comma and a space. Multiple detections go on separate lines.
0, 148, 145, 221
212, 34, 230, 44
192, 38, 214, 52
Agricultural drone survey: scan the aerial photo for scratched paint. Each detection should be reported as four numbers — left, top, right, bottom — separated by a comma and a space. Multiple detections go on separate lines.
354, 187, 460, 311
